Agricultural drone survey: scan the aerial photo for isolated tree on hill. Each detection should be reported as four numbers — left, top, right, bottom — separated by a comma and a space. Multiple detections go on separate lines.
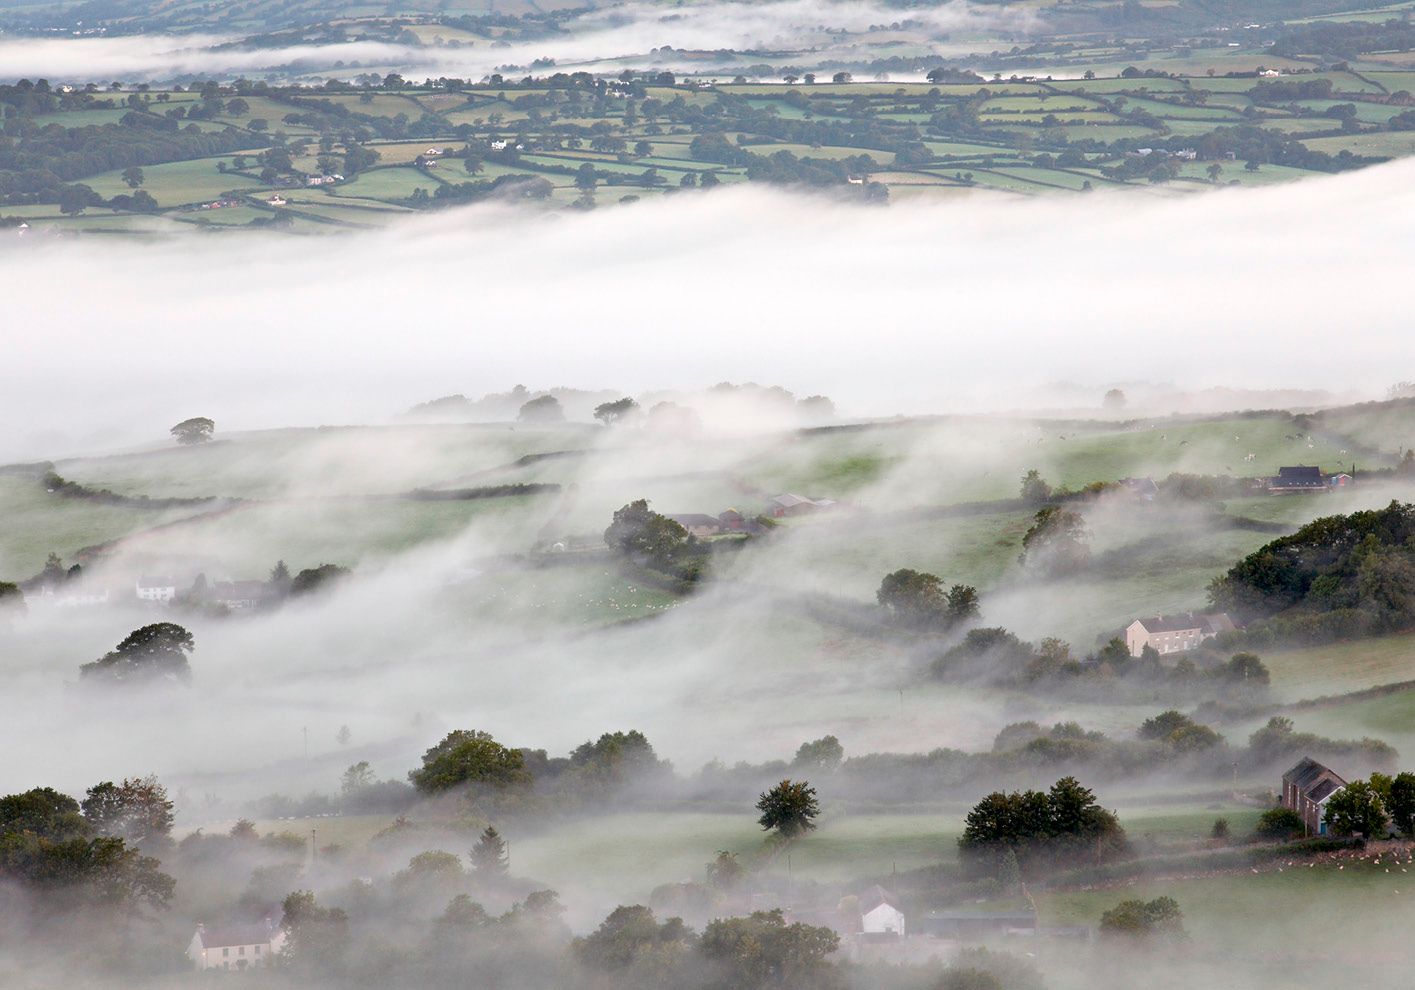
81, 775, 174, 846
756, 779, 820, 838
1019, 469, 1052, 505
408, 729, 530, 794
594, 397, 640, 425
1102, 388, 1126, 410
518, 395, 565, 423
793, 735, 844, 772
1018, 506, 1090, 575
169, 416, 214, 445
79, 623, 194, 685
121, 166, 144, 189
470, 825, 510, 878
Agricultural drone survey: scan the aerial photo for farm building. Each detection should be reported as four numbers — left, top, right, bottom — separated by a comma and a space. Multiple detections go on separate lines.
187, 919, 285, 970
1268, 466, 1327, 494
1329, 472, 1354, 488
915, 910, 1036, 938
1281, 757, 1346, 836
1124, 612, 1235, 657
768, 493, 837, 517
719, 509, 747, 531
135, 576, 177, 602
212, 580, 268, 610
855, 885, 906, 939
666, 514, 722, 539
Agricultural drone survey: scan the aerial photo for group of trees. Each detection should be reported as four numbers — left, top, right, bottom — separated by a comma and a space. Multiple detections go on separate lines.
1209, 500, 1415, 645
1322, 770, 1415, 839
605, 499, 703, 577
0, 780, 175, 915
876, 568, 979, 630
958, 776, 1127, 876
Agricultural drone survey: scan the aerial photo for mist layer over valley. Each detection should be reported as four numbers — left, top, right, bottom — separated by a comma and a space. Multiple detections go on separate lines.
9, 4, 1415, 989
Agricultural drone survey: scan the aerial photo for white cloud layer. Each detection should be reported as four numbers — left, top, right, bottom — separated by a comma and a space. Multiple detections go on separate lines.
2, 160, 1412, 460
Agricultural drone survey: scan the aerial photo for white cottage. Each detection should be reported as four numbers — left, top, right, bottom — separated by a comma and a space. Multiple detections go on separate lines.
188, 920, 285, 970
857, 884, 906, 938
135, 575, 177, 602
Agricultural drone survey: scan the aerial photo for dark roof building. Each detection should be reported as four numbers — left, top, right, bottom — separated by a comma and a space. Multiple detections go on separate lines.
1281, 757, 1347, 835
1269, 466, 1327, 495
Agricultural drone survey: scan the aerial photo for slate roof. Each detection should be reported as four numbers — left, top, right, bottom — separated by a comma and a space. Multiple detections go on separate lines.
1132, 612, 1233, 635
1283, 757, 1347, 800
197, 923, 277, 949
857, 884, 902, 914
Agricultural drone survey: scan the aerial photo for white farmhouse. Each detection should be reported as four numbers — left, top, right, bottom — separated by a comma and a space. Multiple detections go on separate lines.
135, 575, 177, 602
1124, 612, 1235, 657
857, 885, 906, 938
187, 920, 285, 970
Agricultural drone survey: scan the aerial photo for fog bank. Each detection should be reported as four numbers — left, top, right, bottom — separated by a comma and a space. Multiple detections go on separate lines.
3, 162, 1413, 459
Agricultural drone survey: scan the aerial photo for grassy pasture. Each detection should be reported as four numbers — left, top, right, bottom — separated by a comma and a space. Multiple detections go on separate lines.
333, 166, 438, 199
79, 157, 250, 206
0, 473, 209, 577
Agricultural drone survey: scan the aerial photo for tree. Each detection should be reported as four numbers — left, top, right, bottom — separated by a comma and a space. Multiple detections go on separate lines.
341, 761, 375, 796
705, 850, 746, 891
1099, 896, 1185, 940
793, 735, 844, 772
876, 568, 947, 626
699, 910, 841, 990
594, 397, 640, 425
281, 890, 350, 972
58, 184, 95, 215
0, 581, 24, 615
1207, 163, 1223, 183
946, 584, 981, 624
169, 417, 214, 445
604, 500, 692, 569
1324, 779, 1387, 837
289, 563, 350, 597
1102, 388, 1126, 410
269, 559, 292, 596
337, 725, 351, 746
518, 395, 565, 423
756, 779, 820, 838
1224, 652, 1270, 685
408, 729, 530, 794
1252, 806, 1305, 841
470, 826, 510, 878
1019, 469, 1052, 505
574, 904, 695, 981
121, 166, 144, 189
832, 71, 852, 84
1389, 772, 1415, 836
79, 623, 194, 685
1018, 506, 1090, 575
81, 776, 174, 845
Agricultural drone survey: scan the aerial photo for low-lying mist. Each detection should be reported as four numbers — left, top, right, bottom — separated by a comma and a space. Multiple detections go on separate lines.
5, 163, 1415, 461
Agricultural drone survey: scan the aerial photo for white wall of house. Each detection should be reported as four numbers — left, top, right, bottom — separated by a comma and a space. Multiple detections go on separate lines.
861, 903, 906, 936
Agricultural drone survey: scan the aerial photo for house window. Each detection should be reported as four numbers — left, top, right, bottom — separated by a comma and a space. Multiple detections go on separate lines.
239, 946, 246, 956
223, 948, 229, 957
